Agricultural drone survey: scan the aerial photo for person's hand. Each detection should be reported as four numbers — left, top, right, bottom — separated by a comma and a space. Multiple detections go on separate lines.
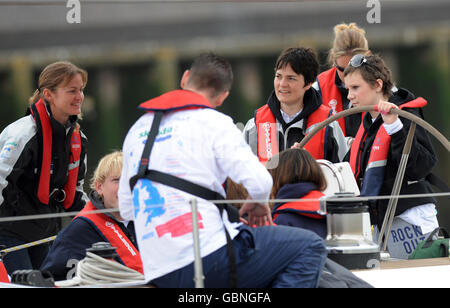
377, 100, 398, 124
239, 197, 273, 227
290, 142, 301, 149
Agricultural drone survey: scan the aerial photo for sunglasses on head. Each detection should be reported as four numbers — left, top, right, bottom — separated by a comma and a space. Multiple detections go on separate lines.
349, 54, 377, 71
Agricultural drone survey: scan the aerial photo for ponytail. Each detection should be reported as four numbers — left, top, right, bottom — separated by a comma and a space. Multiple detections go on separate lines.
328, 22, 369, 65
28, 89, 41, 105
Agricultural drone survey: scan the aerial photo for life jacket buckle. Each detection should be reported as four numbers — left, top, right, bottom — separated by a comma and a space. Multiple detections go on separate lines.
49, 188, 66, 203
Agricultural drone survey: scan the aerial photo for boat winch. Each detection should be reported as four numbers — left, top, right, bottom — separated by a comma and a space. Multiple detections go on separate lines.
321, 192, 380, 270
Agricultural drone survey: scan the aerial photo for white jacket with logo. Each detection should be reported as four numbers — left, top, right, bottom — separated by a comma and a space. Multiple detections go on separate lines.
118, 107, 273, 282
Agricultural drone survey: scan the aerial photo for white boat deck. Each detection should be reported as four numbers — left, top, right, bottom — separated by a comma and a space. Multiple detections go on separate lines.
352, 257, 450, 288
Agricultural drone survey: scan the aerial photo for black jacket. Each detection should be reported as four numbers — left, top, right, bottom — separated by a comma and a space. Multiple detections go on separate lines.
40, 191, 138, 281
0, 103, 88, 242
345, 88, 437, 226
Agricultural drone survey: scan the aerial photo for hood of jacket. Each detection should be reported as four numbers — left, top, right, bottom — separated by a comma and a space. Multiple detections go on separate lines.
88, 190, 122, 224
390, 87, 416, 106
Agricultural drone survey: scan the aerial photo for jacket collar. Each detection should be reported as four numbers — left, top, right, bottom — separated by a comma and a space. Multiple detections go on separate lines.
273, 181, 317, 210
138, 89, 213, 112
88, 190, 122, 224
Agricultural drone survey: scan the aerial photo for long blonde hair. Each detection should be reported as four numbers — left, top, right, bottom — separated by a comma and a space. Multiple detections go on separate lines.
327, 22, 369, 65
29, 61, 88, 105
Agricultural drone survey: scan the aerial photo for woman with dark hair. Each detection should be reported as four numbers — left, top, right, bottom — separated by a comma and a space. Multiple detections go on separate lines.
269, 148, 328, 238
344, 54, 439, 259
243, 47, 348, 164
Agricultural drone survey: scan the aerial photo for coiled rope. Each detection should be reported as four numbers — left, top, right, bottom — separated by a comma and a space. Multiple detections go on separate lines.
55, 251, 144, 287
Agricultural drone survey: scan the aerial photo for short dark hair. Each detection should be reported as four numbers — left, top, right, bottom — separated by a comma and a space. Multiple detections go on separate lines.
187, 52, 233, 98
344, 54, 394, 98
274, 47, 319, 85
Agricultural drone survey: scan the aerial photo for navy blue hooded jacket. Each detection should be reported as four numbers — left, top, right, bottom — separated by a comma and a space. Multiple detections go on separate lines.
272, 182, 327, 239
40, 190, 137, 281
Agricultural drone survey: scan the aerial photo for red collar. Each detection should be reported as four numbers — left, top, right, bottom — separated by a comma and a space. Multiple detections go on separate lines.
139, 89, 213, 112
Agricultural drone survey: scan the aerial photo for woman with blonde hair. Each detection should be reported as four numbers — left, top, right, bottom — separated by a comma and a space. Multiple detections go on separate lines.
314, 22, 370, 137
0, 61, 89, 275
41, 151, 142, 280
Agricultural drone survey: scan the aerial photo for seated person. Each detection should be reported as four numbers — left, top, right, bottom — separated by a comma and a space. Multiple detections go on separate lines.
268, 148, 328, 238
41, 151, 142, 280
228, 156, 372, 287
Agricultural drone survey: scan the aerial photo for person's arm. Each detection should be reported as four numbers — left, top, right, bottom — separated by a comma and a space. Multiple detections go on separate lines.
214, 115, 273, 202
239, 198, 272, 227
213, 114, 273, 226
379, 100, 437, 180
40, 219, 102, 280
0, 117, 35, 206
118, 128, 136, 222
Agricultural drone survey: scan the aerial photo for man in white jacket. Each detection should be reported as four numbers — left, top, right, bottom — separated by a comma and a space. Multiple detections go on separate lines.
118, 53, 327, 288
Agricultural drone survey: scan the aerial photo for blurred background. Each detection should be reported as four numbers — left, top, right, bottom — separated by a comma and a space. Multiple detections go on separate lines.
0, 0, 449, 229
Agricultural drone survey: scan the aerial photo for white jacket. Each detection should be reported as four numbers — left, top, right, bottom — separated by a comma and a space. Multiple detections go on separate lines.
118, 107, 273, 282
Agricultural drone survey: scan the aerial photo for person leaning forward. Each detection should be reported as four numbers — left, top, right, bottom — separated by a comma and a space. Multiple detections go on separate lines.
118, 52, 328, 288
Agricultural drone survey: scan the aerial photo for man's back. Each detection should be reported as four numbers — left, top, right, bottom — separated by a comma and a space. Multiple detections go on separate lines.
118, 96, 272, 282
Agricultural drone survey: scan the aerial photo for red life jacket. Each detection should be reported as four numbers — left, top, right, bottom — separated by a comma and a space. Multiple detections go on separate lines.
272, 190, 325, 220
75, 202, 144, 274
30, 99, 82, 209
349, 97, 427, 196
317, 67, 347, 135
0, 260, 9, 283
254, 104, 331, 163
